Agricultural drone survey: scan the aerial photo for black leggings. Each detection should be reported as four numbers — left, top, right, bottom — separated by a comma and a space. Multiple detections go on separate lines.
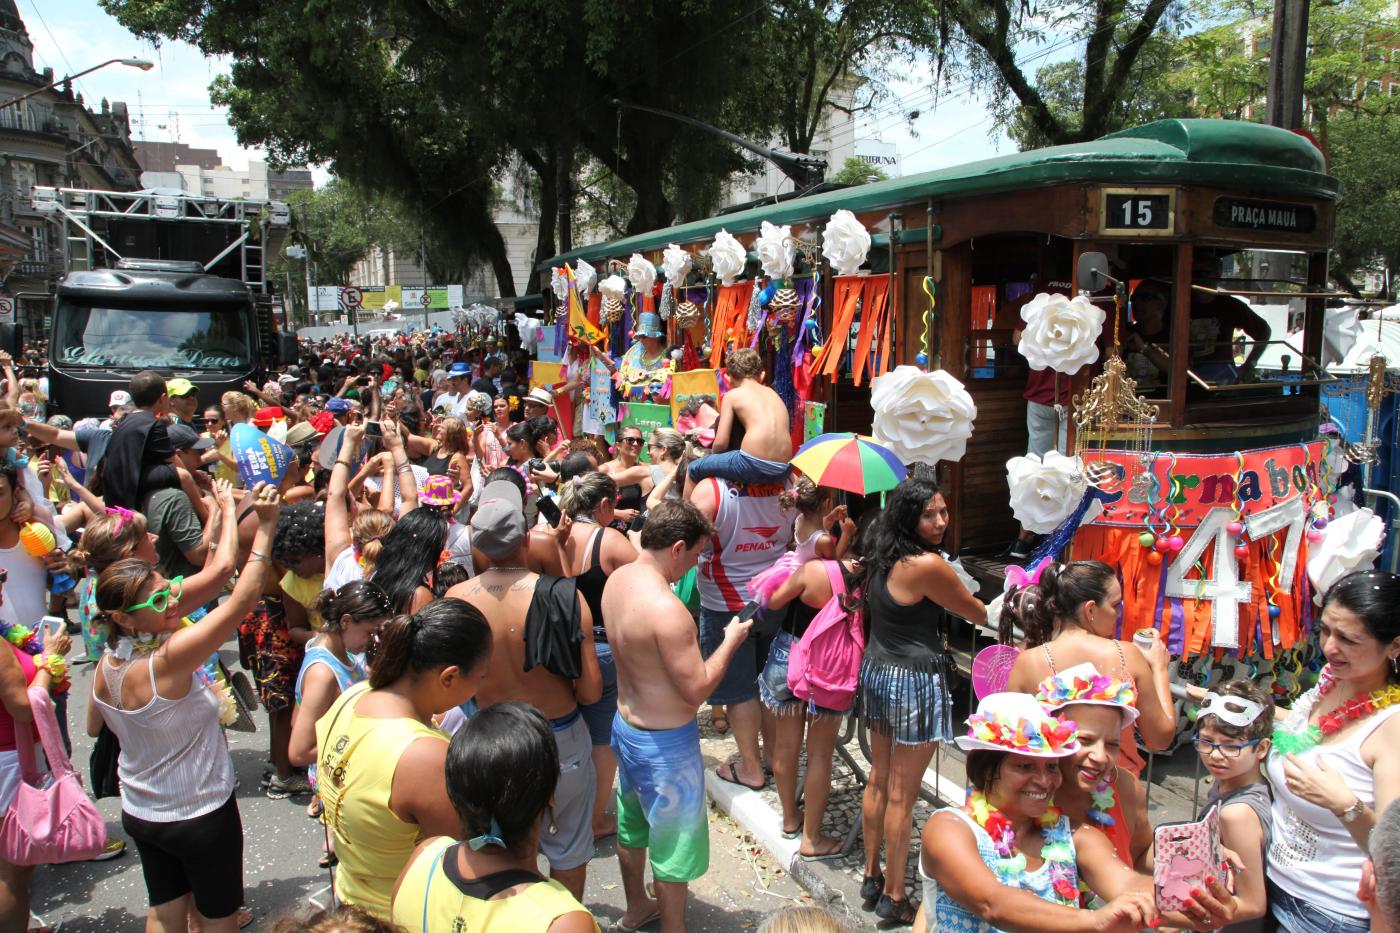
122, 792, 244, 920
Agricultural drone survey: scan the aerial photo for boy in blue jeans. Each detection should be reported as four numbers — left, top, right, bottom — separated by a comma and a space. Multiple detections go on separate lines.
687, 348, 792, 488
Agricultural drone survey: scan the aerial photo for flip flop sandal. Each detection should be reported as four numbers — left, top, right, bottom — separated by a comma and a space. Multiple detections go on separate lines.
781, 810, 804, 839
798, 838, 844, 862
614, 907, 662, 932
714, 761, 765, 791
875, 894, 919, 926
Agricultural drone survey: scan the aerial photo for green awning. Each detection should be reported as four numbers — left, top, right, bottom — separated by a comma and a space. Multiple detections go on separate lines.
538, 119, 1337, 271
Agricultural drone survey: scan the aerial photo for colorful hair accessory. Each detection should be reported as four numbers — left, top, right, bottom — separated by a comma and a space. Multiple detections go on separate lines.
106, 506, 136, 531
1004, 559, 1049, 591
956, 692, 1081, 757
1, 618, 69, 695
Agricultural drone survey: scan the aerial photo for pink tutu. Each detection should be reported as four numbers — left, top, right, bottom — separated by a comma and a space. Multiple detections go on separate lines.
749, 552, 801, 607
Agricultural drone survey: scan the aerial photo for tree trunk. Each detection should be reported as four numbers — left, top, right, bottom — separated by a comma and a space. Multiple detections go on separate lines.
526, 148, 559, 296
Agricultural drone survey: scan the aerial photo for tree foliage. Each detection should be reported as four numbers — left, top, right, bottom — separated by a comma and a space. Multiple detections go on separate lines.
829, 156, 890, 185
929, 0, 1191, 145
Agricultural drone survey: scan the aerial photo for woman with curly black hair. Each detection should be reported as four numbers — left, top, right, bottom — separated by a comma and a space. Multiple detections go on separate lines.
370, 508, 448, 616
849, 465, 988, 925
239, 499, 327, 799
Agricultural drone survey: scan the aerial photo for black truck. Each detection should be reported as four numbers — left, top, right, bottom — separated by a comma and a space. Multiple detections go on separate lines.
27, 186, 297, 420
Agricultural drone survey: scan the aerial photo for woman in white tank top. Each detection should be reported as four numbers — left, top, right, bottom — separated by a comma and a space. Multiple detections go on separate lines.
89, 483, 283, 933
1266, 569, 1400, 933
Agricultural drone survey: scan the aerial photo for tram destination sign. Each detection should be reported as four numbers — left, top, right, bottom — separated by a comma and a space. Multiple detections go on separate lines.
1213, 197, 1316, 234
1098, 188, 1176, 237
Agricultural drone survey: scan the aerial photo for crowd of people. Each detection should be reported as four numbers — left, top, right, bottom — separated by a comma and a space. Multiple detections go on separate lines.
0, 327, 1397, 933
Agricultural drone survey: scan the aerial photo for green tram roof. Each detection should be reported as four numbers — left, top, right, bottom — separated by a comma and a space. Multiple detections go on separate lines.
539, 119, 1337, 270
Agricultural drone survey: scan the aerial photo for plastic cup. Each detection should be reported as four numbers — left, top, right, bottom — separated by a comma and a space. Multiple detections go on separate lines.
1133, 629, 1157, 656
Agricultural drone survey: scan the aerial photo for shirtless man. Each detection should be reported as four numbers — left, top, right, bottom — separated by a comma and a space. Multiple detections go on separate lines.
688, 347, 792, 488
445, 478, 602, 900
602, 500, 754, 933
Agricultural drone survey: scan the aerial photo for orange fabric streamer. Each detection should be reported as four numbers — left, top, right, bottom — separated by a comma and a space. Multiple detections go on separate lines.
812, 276, 865, 378
851, 278, 891, 386
1072, 524, 1310, 659
708, 282, 753, 369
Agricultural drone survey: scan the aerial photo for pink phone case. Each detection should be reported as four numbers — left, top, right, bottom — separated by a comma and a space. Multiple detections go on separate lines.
1153, 803, 1221, 913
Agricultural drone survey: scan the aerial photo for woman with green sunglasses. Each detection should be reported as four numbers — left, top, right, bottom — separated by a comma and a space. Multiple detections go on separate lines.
89, 482, 283, 933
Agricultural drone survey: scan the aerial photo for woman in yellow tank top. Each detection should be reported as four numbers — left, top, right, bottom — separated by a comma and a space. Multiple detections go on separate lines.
391, 702, 599, 933
315, 597, 493, 920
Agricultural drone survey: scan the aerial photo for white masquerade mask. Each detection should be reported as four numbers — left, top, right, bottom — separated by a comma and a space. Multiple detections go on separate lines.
1198, 692, 1266, 728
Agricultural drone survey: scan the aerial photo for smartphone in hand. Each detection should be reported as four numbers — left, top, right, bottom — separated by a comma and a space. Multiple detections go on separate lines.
537, 496, 563, 528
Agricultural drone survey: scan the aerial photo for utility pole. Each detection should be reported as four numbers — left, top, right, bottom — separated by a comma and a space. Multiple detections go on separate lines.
1266, 0, 1310, 130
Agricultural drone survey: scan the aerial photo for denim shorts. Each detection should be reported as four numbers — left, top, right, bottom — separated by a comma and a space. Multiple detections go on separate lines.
758, 630, 847, 717
698, 606, 772, 706
579, 639, 618, 746
857, 657, 953, 746
1269, 879, 1369, 933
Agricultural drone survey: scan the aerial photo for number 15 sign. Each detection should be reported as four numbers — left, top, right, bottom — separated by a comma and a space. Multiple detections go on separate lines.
1098, 188, 1176, 237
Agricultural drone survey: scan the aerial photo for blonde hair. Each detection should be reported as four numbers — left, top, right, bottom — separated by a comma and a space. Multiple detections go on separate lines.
758, 906, 855, 933
353, 509, 393, 575
649, 427, 685, 463
71, 510, 149, 577
437, 416, 470, 455
559, 472, 617, 517
221, 391, 256, 422
727, 347, 763, 380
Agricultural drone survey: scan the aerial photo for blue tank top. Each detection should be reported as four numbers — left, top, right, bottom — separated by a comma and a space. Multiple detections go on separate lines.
295, 645, 368, 785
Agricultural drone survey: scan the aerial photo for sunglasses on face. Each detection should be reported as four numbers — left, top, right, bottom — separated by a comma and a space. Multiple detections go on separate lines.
125, 576, 184, 614
620, 437, 643, 446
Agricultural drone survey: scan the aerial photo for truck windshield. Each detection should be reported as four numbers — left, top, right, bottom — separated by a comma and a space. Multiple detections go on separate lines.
54, 305, 254, 370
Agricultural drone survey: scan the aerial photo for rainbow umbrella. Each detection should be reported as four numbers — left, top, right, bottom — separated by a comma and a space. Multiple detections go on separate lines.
791, 432, 907, 495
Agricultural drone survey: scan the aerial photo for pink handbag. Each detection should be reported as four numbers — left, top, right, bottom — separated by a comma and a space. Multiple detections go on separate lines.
0, 686, 107, 865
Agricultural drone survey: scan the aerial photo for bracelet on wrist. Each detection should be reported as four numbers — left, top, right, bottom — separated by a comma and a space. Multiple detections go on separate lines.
248, 550, 272, 564
40, 653, 68, 693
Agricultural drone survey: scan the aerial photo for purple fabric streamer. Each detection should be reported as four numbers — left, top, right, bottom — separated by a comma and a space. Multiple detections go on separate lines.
1166, 576, 1186, 656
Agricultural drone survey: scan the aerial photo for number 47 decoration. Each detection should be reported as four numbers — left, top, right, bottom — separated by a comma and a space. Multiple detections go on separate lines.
1163, 499, 1306, 651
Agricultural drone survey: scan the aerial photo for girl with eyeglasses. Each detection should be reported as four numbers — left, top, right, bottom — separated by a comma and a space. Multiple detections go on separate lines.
90, 483, 282, 933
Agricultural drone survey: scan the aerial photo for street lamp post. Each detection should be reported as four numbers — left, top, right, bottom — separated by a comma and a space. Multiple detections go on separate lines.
0, 58, 154, 109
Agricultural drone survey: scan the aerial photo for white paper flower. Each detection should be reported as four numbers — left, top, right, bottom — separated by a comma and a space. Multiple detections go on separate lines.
822, 209, 871, 277
870, 365, 977, 466
627, 253, 656, 296
707, 229, 747, 286
599, 274, 627, 302
574, 259, 597, 297
662, 244, 692, 288
1307, 508, 1384, 602
1017, 293, 1106, 374
756, 221, 794, 281
514, 313, 541, 353
550, 267, 569, 304
1005, 451, 1087, 534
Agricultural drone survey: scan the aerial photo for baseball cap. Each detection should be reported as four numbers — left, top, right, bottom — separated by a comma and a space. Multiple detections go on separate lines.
108, 390, 134, 410
166, 378, 197, 398
326, 397, 352, 414
278, 373, 298, 385
168, 423, 213, 451
470, 480, 527, 560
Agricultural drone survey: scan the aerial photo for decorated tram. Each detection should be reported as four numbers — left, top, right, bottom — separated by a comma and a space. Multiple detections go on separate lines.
533, 118, 1358, 714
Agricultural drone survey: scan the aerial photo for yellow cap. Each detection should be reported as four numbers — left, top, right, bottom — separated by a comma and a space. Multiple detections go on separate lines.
166, 378, 197, 397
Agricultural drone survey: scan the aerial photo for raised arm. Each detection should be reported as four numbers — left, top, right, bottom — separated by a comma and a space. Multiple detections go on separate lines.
158, 483, 281, 683
325, 422, 366, 567
180, 479, 239, 610
382, 420, 418, 515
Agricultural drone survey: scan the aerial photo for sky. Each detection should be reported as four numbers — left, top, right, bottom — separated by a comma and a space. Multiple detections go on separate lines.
30, 0, 1044, 186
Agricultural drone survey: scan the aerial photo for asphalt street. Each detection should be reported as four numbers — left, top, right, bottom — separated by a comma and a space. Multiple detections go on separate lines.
29, 637, 810, 931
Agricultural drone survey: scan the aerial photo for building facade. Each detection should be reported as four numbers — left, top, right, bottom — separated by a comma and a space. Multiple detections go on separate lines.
0, 0, 143, 331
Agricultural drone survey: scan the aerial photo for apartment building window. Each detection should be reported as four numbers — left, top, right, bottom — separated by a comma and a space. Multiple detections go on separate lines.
1390, 82, 1400, 96
17, 224, 49, 261
1368, 79, 1383, 97
11, 160, 36, 200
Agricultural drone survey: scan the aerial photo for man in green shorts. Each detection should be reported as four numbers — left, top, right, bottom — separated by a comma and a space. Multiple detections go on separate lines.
601, 500, 753, 933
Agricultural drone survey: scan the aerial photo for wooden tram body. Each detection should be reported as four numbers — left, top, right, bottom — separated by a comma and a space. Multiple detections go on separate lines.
542, 119, 1339, 568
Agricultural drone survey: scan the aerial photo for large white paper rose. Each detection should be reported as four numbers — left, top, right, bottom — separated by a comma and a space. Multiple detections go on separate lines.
598, 274, 627, 302
514, 313, 542, 353
574, 259, 597, 297
708, 229, 747, 286
1017, 293, 1106, 374
870, 365, 977, 466
1307, 508, 1384, 602
756, 221, 794, 281
822, 209, 871, 277
627, 253, 656, 296
662, 244, 692, 288
1005, 451, 1087, 534
550, 267, 569, 304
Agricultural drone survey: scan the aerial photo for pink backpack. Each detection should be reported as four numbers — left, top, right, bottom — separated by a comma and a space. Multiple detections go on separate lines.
786, 561, 864, 711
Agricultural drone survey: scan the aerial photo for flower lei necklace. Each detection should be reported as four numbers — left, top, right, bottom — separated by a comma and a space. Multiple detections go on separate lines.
1272, 665, 1400, 756
1087, 774, 1116, 826
1, 617, 68, 695
965, 788, 1079, 905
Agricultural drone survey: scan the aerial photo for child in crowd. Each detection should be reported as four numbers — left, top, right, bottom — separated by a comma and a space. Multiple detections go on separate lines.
1189, 680, 1274, 933
687, 348, 793, 487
